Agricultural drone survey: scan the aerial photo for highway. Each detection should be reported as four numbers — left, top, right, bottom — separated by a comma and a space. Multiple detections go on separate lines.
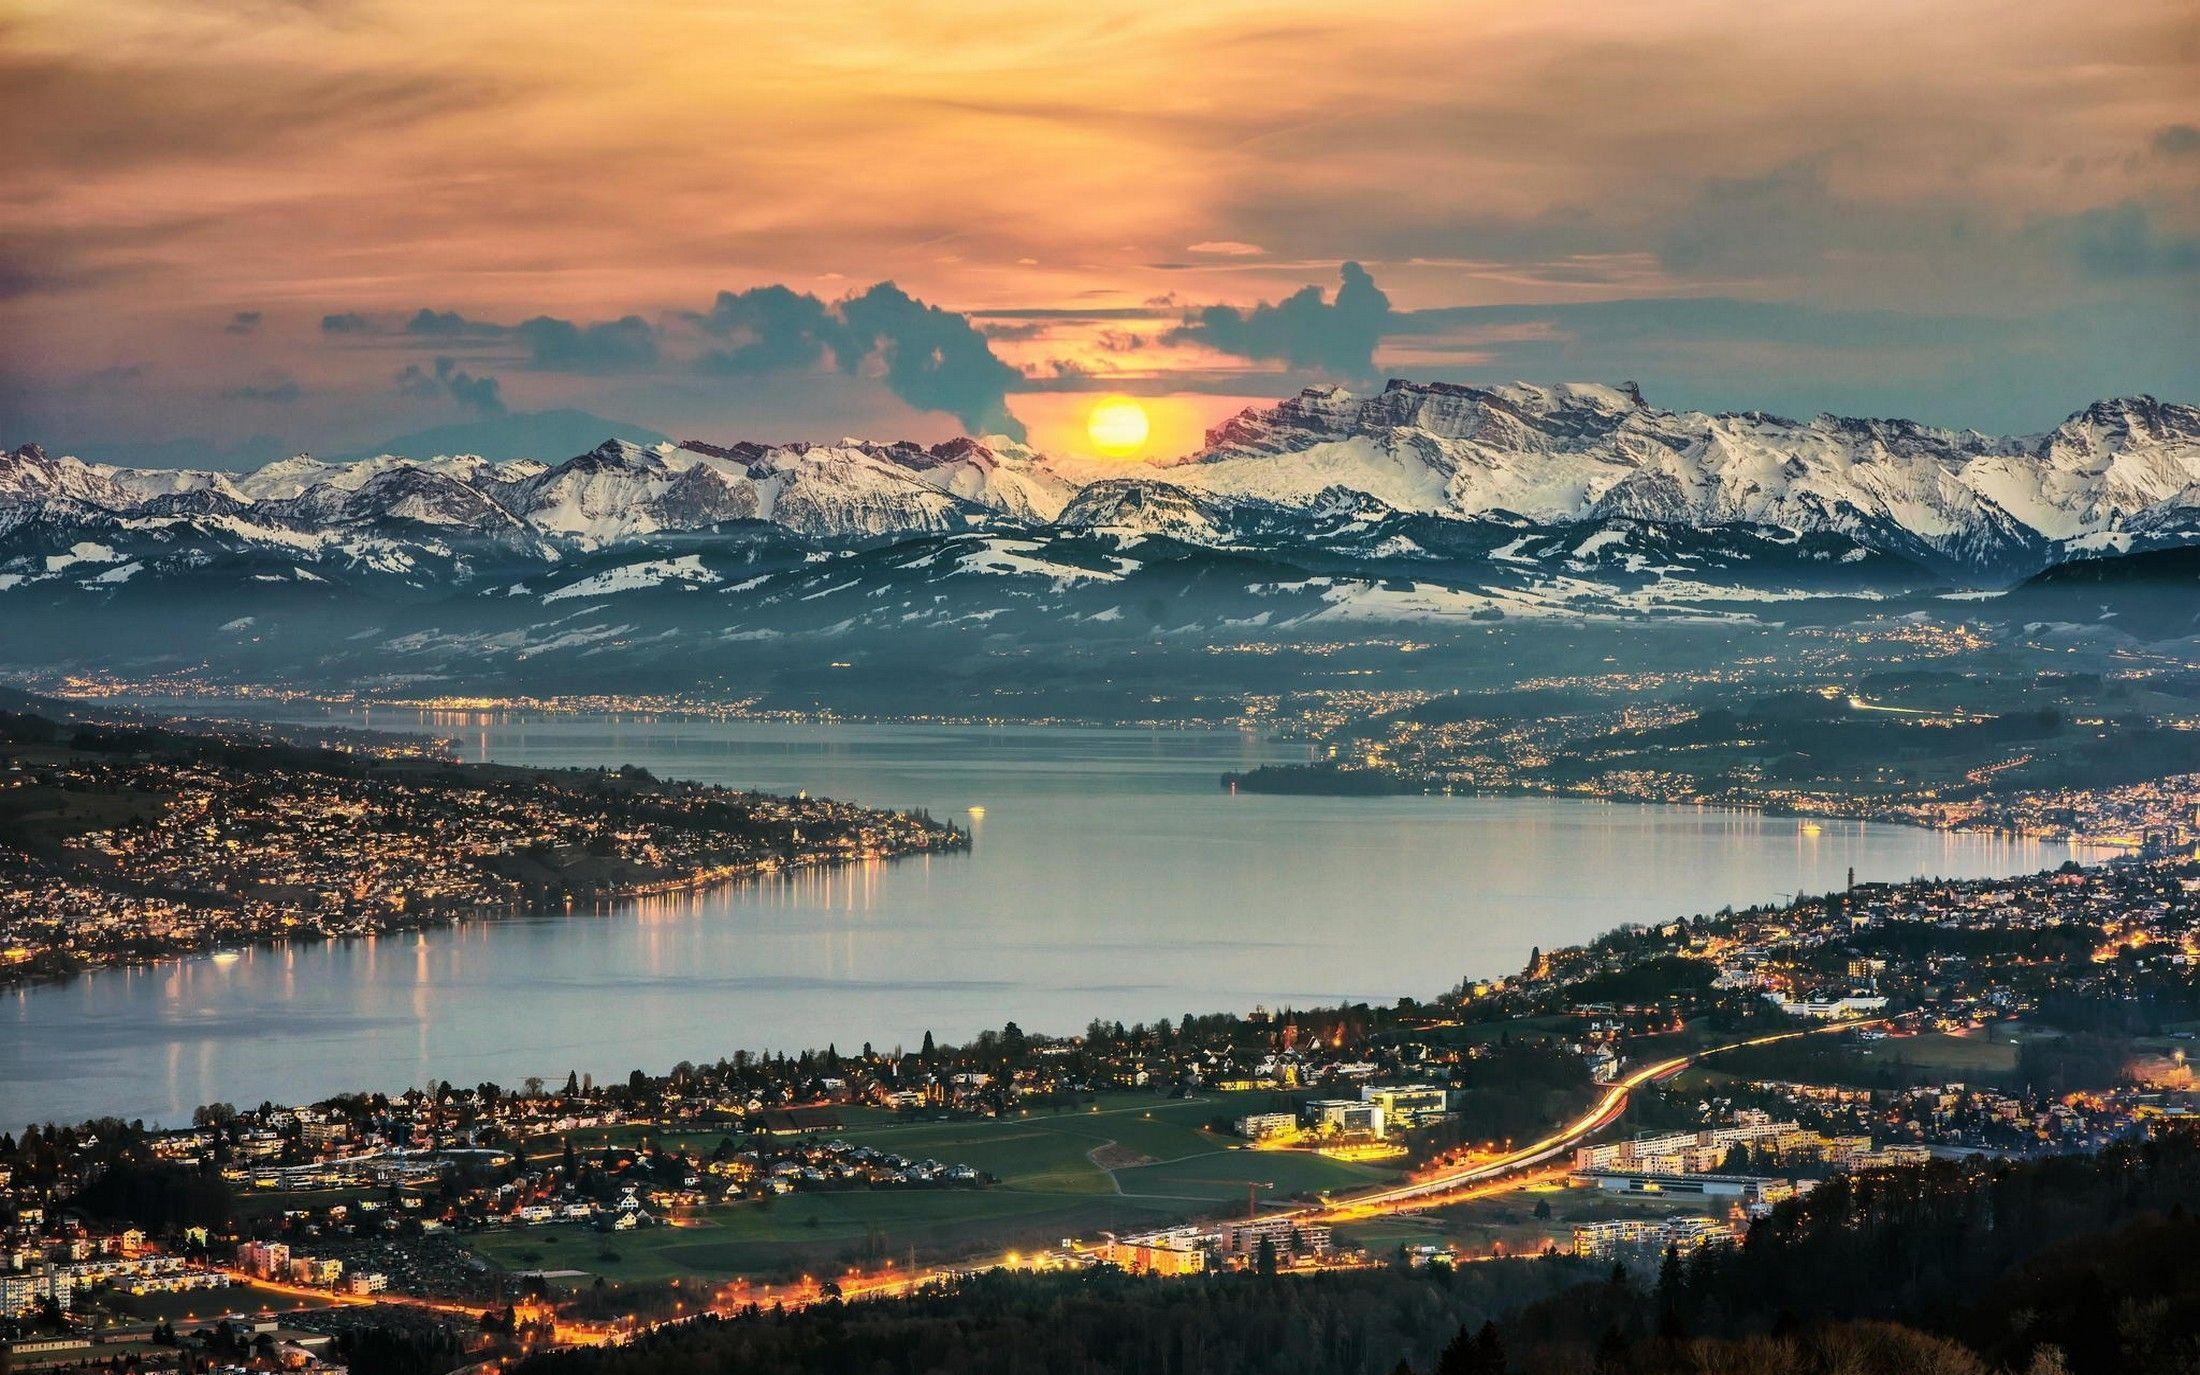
1307, 1017, 1885, 1220
207, 1017, 1884, 1349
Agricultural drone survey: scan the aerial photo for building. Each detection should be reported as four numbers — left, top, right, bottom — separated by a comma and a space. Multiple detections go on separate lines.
1102, 1228, 1210, 1276
1769, 994, 1889, 1020
1571, 1214, 1730, 1262
1234, 1112, 1298, 1142
1359, 1084, 1450, 1128
0, 1271, 35, 1316
1578, 1171, 1795, 1204
1302, 1099, 1386, 1139
1, 1268, 72, 1314
4, 1336, 96, 1363
753, 1106, 842, 1135
236, 1240, 291, 1278
1217, 1217, 1332, 1267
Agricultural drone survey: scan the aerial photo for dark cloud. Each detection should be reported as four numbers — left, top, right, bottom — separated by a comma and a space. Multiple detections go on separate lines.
837, 283, 1027, 439
222, 373, 303, 405
689, 282, 1027, 438
512, 314, 659, 373
689, 286, 835, 373
394, 357, 505, 415
338, 305, 662, 373
2068, 202, 2200, 278
224, 310, 263, 336
1167, 262, 1392, 377
2153, 125, 2200, 157
405, 308, 506, 339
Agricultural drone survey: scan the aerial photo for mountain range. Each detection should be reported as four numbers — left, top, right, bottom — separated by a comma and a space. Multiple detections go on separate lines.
2, 381, 2195, 672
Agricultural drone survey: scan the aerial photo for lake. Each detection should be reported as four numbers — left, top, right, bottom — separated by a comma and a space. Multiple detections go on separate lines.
2, 712, 2087, 1125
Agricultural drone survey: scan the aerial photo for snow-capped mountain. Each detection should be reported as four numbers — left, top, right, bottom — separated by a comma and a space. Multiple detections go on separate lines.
1, 385, 2194, 626
1153, 384, 2200, 577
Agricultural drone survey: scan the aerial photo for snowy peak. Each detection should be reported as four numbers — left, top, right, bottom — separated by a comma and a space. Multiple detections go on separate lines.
4, 386, 2196, 579
1162, 384, 2200, 575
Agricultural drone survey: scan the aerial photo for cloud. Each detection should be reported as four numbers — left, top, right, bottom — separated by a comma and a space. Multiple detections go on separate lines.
2066, 202, 2200, 278
224, 310, 263, 336
837, 283, 1028, 439
690, 285, 836, 373
2153, 125, 2200, 157
343, 306, 663, 373
222, 373, 303, 405
1186, 241, 1266, 256
691, 282, 1027, 439
394, 357, 505, 415
405, 308, 508, 339
0, 45, 498, 181
1378, 293, 2199, 431
512, 315, 659, 373
1167, 262, 1392, 377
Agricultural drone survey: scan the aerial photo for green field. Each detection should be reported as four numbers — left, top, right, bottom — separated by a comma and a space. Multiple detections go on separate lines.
474, 1092, 1399, 1283
1678, 1026, 2026, 1093
79, 1281, 348, 1327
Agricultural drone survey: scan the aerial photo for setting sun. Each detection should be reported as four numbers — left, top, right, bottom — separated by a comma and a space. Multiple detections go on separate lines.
1086, 398, 1151, 456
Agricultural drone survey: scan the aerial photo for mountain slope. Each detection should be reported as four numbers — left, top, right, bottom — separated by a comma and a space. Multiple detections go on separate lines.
0, 385, 2194, 647
1163, 383, 2200, 577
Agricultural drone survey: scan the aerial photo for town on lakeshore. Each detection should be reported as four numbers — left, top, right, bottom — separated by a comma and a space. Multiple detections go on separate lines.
0, 696, 963, 985
5, 699, 2198, 1371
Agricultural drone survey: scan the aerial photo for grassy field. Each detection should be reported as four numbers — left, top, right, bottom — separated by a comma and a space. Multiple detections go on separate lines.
1677, 1026, 2025, 1093
79, 1281, 349, 1327
473, 1092, 1399, 1283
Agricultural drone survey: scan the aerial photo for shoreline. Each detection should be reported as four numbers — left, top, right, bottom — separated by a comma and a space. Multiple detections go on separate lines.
0, 840, 964, 995
1223, 766, 2140, 854
14, 847, 2182, 1136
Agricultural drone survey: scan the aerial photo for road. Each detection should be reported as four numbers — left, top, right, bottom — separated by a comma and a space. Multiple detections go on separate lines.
1307, 1017, 1884, 1220
207, 1017, 1881, 1348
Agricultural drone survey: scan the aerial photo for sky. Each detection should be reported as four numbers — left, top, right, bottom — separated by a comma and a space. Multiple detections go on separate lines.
2, 0, 2196, 466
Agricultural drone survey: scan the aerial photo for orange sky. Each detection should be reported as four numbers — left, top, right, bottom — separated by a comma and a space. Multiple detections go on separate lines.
2, 0, 2194, 461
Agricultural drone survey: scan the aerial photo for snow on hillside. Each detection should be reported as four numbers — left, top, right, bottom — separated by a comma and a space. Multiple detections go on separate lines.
2, 385, 2194, 582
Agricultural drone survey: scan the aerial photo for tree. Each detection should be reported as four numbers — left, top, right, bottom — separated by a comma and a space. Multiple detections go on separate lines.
1436, 1320, 1504, 1375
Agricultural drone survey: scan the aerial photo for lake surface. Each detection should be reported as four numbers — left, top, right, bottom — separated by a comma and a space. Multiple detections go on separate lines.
3, 712, 2087, 1126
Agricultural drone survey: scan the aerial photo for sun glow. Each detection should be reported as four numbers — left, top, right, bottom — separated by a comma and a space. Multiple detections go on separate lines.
1086, 397, 1151, 456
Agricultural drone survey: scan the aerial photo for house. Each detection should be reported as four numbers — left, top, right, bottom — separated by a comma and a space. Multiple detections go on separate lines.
753, 1106, 841, 1135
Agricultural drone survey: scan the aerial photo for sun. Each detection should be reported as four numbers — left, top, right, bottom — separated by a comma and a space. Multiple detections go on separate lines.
1086, 397, 1151, 456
